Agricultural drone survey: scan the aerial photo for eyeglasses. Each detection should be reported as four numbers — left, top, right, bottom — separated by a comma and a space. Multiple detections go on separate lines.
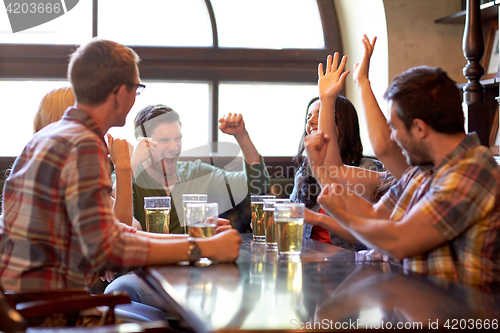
127, 83, 146, 96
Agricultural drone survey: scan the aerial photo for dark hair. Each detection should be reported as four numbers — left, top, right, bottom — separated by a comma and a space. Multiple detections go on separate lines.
68, 39, 140, 106
383, 66, 464, 134
292, 96, 364, 207
335, 95, 363, 166
133, 104, 182, 138
292, 97, 319, 168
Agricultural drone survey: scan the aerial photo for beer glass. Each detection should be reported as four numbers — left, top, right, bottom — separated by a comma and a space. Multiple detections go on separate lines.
263, 198, 290, 250
182, 194, 208, 234
144, 196, 171, 233
250, 195, 275, 243
185, 202, 218, 238
274, 203, 304, 255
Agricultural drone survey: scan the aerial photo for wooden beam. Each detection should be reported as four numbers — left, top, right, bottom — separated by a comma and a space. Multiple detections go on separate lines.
463, 0, 490, 145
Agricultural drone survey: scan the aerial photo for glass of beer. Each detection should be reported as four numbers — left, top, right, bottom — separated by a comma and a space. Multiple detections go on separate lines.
144, 196, 171, 233
274, 203, 304, 256
185, 202, 218, 238
251, 195, 275, 243
182, 194, 208, 234
263, 198, 290, 251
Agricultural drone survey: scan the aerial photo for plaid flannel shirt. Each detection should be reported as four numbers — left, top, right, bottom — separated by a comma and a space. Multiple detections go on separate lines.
380, 133, 500, 288
0, 108, 150, 291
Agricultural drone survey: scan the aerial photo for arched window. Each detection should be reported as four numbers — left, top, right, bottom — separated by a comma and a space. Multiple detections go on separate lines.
0, 0, 342, 157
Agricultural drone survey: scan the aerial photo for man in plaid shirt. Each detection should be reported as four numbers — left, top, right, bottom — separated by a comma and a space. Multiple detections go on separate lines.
306, 60, 500, 290
0, 39, 242, 291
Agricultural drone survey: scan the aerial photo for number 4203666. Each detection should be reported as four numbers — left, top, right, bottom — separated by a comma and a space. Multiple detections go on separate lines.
6, 2, 62, 14
444, 319, 498, 330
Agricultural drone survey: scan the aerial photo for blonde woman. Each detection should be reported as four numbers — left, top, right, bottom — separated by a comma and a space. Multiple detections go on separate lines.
33, 86, 75, 133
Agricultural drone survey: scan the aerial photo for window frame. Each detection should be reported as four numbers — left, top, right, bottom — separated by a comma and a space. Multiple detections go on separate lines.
0, 0, 342, 156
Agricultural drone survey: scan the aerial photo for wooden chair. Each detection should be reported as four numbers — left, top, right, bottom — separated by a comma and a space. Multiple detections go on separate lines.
0, 286, 169, 332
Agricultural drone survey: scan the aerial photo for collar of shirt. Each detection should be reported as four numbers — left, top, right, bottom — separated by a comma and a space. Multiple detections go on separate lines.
61, 107, 106, 146
434, 132, 481, 172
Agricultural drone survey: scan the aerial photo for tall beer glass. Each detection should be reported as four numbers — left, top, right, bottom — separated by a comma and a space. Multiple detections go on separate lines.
182, 194, 208, 234
274, 203, 304, 255
250, 195, 275, 243
144, 196, 171, 233
185, 202, 218, 238
263, 198, 290, 250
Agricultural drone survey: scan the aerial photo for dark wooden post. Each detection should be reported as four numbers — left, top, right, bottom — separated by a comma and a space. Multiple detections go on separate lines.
463, 0, 490, 146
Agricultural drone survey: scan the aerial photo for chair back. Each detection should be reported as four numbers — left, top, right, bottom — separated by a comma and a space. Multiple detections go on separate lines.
0, 286, 27, 332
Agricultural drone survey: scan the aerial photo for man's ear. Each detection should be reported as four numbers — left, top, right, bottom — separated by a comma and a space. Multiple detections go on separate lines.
411, 118, 429, 139
114, 84, 129, 107
103, 85, 121, 109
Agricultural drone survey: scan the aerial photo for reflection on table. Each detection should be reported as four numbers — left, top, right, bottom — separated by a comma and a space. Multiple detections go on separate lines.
137, 233, 500, 332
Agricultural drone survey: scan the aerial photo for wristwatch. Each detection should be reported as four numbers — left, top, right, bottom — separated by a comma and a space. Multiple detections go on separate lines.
187, 237, 202, 263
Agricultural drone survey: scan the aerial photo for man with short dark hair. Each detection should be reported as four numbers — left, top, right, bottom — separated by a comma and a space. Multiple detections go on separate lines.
0, 39, 242, 292
129, 104, 270, 233
306, 60, 500, 289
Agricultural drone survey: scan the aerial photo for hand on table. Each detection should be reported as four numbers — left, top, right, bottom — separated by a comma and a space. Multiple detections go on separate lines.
216, 218, 233, 233
202, 229, 242, 263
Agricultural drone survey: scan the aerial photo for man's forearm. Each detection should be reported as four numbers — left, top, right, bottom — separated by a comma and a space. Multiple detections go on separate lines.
113, 165, 133, 226
357, 79, 391, 147
235, 132, 261, 165
314, 212, 358, 245
313, 175, 377, 223
357, 79, 407, 179
136, 230, 189, 239
322, 206, 410, 260
311, 162, 381, 202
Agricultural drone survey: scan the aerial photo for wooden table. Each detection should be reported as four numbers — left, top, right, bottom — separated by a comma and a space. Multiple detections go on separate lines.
137, 233, 500, 332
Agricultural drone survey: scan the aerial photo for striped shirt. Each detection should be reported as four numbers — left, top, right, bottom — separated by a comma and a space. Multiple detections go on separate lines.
0, 108, 150, 291
380, 133, 500, 288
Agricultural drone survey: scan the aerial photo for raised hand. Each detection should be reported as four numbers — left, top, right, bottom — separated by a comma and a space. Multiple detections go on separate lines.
218, 113, 247, 137
107, 134, 131, 168
353, 35, 377, 85
317, 183, 347, 218
318, 52, 350, 101
304, 131, 331, 177
130, 137, 157, 171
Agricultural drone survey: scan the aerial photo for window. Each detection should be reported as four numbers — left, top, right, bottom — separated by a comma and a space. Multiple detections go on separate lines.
211, 0, 324, 49
98, 0, 213, 47
0, 1, 342, 157
218, 83, 318, 156
0, 80, 70, 156
107, 82, 210, 155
